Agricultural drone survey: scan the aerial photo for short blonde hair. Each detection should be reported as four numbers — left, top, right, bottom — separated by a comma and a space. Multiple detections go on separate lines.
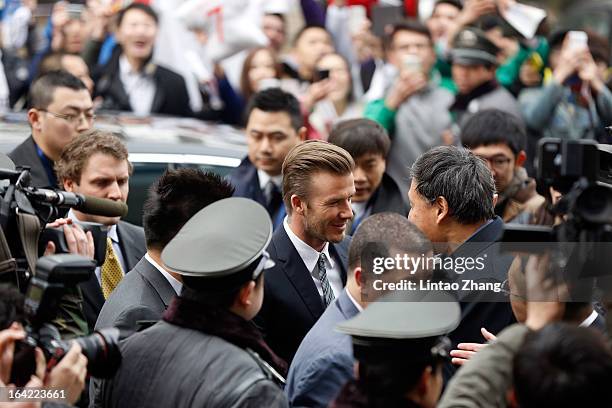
282, 140, 354, 213
55, 129, 132, 185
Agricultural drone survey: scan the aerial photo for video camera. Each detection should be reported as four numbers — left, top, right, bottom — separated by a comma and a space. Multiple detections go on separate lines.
0, 159, 127, 288
502, 138, 612, 284
0, 155, 127, 383
10, 254, 122, 386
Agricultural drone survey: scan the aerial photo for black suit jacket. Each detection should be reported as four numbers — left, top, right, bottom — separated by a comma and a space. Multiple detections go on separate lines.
93, 48, 192, 117
255, 225, 350, 363
228, 157, 286, 229
444, 216, 516, 380
8, 135, 54, 188
80, 221, 146, 332
95, 256, 176, 338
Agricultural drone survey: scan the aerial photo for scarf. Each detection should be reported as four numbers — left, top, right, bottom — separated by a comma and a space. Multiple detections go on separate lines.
450, 79, 499, 112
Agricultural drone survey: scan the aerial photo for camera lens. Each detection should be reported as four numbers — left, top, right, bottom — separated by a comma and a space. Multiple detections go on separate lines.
74, 327, 122, 378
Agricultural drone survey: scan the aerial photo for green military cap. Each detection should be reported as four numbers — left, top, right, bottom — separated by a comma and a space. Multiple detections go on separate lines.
161, 197, 275, 291
451, 27, 500, 66
337, 291, 460, 363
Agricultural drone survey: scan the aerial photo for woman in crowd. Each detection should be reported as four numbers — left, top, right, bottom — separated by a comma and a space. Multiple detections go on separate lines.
306, 52, 363, 140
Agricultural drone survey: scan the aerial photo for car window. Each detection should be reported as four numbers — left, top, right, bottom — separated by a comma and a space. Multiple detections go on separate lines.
125, 162, 236, 226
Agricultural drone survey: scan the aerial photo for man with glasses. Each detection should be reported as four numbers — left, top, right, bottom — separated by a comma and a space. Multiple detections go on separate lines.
461, 109, 544, 224
365, 20, 454, 197
9, 70, 93, 188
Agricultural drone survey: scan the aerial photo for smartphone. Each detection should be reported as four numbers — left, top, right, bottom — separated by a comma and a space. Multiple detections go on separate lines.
348, 5, 367, 34
371, 5, 404, 38
402, 55, 422, 73
315, 69, 330, 82
567, 30, 588, 51
66, 4, 85, 20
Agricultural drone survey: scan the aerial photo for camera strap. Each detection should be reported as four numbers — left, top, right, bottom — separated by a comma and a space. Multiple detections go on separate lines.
0, 224, 16, 278
16, 211, 41, 276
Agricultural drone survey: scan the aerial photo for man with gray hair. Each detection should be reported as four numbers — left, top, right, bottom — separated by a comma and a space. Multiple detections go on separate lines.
407, 145, 515, 377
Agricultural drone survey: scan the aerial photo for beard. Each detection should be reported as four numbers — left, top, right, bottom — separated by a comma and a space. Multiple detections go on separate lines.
303, 207, 345, 244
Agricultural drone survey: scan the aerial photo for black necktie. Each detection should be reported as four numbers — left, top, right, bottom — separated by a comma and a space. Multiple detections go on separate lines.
264, 181, 282, 217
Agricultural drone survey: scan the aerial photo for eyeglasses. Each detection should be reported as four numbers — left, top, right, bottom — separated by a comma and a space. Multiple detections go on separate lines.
476, 154, 513, 170
38, 109, 96, 126
499, 279, 526, 300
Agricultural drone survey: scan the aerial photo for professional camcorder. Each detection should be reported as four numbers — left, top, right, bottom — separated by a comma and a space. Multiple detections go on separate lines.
9, 254, 122, 386
502, 138, 612, 284
0, 155, 126, 383
0, 157, 127, 288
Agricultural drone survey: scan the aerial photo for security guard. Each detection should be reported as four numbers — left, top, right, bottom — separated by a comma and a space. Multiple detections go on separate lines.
95, 197, 288, 408
332, 291, 460, 408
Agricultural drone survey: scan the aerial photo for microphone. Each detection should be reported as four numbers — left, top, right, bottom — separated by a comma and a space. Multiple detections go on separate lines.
27, 189, 128, 218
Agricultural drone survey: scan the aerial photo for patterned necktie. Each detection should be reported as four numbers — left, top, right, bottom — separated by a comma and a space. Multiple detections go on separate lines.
318, 253, 335, 307
101, 237, 123, 299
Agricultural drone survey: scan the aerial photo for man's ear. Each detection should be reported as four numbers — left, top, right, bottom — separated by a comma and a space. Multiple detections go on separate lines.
297, 127, 308, 142
353, 267, 362, 289
416, 366, 433, 395
506, 388, 520, 408
435, 196, 449, 224
515, 150, 527, 168
291, 194, 306, 216
493, 193, 499, 208
28, 109, 42, 132
237, 280, 256, 307
63, 179, 76, 193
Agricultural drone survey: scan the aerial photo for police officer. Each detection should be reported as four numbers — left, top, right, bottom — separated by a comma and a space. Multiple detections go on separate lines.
332, 292, 460, 408
95, 197, 288, 408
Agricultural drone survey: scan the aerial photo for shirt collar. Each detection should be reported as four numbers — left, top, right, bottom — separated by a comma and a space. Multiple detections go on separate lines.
119, 54, 148, 76
579, 309, 599, 328
145, 253, 183, 295
283, 216, 335, 272
257, 169, 282, 190
345, 288, 364, 312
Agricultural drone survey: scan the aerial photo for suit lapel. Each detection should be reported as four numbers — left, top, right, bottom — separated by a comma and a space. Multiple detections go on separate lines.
329, 242, 348, 285
150, 66, 164, 113
116, 222, 142, 272
137, 257, 176, 307
274, 228, 324, 319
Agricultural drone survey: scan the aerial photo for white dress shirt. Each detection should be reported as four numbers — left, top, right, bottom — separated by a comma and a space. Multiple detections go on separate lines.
119, 55, 156, 116
145, 253, 182, 295
257, 169, 282, 190
579, 309, 599, 328
283, 217, 344, 298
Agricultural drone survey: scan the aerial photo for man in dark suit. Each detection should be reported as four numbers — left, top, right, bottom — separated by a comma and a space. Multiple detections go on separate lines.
228, 88, 307, 230
328, 118, 409, 234
255, 140, 355, 363
286, 213, 433, 407
92, 3, 192, 117
408, 145, 515, 379
95, 168, 234, 336
55, 130, 146, 331
9, 71, 93, 188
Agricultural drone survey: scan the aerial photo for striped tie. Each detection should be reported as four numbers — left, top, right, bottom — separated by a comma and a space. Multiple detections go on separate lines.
318, 253, 335, 307
101, 237, 123, 299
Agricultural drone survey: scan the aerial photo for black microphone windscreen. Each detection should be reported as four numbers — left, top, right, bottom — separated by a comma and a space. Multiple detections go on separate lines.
78, 196, 128, 218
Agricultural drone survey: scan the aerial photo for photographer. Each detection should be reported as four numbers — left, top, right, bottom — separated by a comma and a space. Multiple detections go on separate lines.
438, 254, 612, 408
0, 285, 88, 408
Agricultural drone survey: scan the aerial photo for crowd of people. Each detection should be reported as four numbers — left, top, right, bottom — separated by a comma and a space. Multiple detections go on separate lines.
1, 0, 612, 407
